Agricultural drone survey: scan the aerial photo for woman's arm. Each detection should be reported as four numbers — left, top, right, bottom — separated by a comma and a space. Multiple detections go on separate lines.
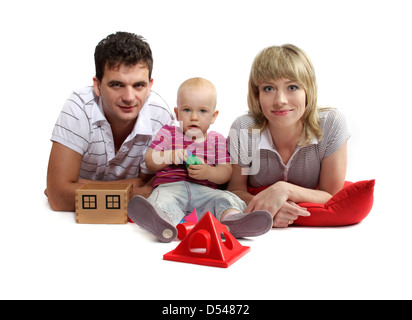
226, 163, 255, 204
287, 140, 348, 201
276, 141, 347, 205
228, 142, 348, 227
318, 141, 347, 196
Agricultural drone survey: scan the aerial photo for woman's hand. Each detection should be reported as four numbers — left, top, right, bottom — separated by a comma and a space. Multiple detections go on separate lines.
272, 200, 309, 227
245, 181, 289, 214
245, 181, 310, 227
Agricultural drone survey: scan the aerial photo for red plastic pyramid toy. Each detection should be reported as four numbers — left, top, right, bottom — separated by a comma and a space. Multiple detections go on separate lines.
164, 212, 250, 268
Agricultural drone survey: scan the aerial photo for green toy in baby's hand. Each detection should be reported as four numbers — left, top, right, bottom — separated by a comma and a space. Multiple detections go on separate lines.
185, 150, 203, 168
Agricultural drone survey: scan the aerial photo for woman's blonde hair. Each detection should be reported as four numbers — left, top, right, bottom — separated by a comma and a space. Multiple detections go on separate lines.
247, 44, 322, 145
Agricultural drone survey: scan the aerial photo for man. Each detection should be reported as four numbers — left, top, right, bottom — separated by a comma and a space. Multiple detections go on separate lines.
46, 32, 174, 211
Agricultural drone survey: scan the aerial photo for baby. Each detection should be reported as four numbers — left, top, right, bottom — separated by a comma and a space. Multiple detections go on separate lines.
127, 77, 272, 242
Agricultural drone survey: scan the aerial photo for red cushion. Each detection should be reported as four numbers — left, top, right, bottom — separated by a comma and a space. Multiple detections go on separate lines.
247, 180, 375, 226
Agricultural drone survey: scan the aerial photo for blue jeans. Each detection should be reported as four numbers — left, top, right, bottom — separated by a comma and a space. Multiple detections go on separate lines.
147, 181, 247, 226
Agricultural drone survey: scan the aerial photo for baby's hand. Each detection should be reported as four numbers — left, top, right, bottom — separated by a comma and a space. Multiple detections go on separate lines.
164, 149, 188, 165
187, 163, 210, 181
185, 153, 203, 168
173, 149, 188, 165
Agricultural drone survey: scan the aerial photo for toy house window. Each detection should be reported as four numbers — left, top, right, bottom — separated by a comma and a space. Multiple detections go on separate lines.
106, 195, 121, 209
82, 195, 97, 209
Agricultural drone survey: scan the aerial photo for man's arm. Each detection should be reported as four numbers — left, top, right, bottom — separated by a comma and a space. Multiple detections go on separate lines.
46, 142, 153, 211
46, 142, 85, 211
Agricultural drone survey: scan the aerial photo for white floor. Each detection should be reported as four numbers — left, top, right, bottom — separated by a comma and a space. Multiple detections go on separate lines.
1, 180, 411, 300
1, 0, 411, 300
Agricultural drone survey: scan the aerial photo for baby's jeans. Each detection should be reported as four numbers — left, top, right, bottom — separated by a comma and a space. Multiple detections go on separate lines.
146, 181, 247, 226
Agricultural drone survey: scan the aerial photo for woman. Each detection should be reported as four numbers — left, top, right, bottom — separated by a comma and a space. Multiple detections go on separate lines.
227, 44, 350, 227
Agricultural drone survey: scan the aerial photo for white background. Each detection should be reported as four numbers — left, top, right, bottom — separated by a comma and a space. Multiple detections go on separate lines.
1, 0, 411, 299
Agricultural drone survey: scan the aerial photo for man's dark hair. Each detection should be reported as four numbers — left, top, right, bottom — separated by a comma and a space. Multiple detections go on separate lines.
94, 32, 153, 82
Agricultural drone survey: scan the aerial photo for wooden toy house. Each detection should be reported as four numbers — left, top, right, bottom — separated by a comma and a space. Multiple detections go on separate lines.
75, 183, 133, 224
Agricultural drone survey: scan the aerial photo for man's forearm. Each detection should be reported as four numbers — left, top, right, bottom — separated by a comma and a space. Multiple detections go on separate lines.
47, 176, 153, 212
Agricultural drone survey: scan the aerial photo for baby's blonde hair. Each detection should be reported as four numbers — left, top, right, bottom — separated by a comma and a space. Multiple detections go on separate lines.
177, 77, 217, 109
